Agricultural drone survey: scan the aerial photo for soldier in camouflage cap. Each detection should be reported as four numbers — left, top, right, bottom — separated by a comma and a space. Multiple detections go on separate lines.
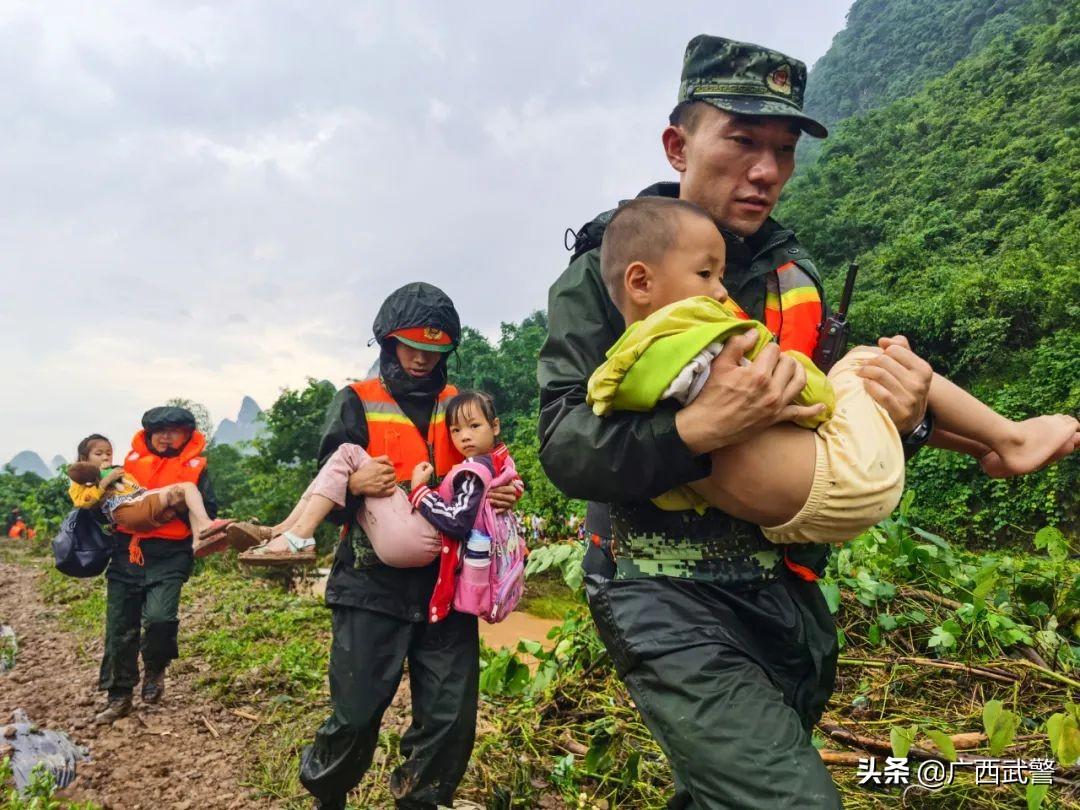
678, 34, 828, 138
540, 31, 935, 810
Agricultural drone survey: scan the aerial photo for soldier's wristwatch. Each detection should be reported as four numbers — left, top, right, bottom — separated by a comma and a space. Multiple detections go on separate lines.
902, 409, 935, 452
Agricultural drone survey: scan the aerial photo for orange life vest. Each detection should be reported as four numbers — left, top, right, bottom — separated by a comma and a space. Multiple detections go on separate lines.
350, 378, 463, 483
123, 429, 208, 564
726, 261, 823, 357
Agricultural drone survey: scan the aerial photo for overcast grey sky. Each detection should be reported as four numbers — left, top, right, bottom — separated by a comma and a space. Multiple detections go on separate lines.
1, 0, 852, 463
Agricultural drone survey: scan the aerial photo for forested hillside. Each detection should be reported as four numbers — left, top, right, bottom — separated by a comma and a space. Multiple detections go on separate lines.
804, 0, 1046, 127
778, 4, 1079, 540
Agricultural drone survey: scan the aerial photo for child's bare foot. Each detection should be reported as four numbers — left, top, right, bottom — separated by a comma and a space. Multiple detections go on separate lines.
980, 415, 1079, 478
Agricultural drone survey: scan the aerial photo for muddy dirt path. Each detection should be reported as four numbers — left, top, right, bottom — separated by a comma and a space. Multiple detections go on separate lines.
0, 561, 270, 809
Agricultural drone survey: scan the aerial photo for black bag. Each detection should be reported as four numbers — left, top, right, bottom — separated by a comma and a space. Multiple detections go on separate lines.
52, 509, 112, 578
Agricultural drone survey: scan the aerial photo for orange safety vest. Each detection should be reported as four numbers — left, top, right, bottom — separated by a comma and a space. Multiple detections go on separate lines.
350, 378, 463, 483
726, 261, 823, 357
123, 429, 208, 564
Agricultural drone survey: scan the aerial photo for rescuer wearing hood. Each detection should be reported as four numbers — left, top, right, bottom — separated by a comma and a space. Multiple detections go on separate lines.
299, 282, 519, 810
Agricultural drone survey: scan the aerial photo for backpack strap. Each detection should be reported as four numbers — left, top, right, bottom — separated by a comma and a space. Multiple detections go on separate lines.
442, 457, 495, 496
565, 183, 680, 262
567, 213, 614, 262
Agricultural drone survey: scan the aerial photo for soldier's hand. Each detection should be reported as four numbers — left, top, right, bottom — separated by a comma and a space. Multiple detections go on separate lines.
858, 335, 933, 435
675, 331, 825, 455
488, 483, 521, 514
348, 455, 397, 497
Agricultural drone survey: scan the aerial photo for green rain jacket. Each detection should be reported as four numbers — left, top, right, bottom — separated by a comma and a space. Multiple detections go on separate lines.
538, 182, 831, 585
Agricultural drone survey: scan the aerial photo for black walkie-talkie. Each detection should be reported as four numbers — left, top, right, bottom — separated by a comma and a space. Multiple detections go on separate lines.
812, 261, 858, 373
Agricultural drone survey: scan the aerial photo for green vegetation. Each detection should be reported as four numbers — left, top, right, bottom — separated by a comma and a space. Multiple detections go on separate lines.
0, 469, 69, 540
2, 1, 1078, 806
804, 0, 1046, 128
481, 499, 1080, 808
518, 566, 583, 620
12, 511, 1079, 808
779, 4, 1079, 541
37, 570, 106, 639
0, 758, 98, 810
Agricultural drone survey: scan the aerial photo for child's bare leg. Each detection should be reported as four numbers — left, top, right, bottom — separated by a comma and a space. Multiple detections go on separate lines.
688, 423, 817, 527
930, 428, 990, 458
257, 495, 336, 553
255, 445, 371, 553
271, 493, 311, 535
927, 373, 1078, 477
170, 482, 212, 537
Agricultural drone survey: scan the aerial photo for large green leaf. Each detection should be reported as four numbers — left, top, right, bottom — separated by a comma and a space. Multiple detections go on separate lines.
1027, 781, 1050, 810
982, 700, 1020, 757
819, 581, 842, 614
1046, 706, 1080, 767
925, 730, 957, 762
891, 724, 918, 759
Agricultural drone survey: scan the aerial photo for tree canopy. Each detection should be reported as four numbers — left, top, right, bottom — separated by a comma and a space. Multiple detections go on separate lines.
779, 5, 1079, 539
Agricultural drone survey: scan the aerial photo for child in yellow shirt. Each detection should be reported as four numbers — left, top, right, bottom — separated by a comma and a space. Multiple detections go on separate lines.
68, 434, 227, 545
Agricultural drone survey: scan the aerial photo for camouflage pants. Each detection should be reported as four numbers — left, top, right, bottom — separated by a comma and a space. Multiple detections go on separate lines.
586, 569, 842, 809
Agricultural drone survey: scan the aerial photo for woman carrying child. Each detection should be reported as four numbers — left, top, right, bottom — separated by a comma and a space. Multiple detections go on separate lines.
286, 282, 520, 810
77, 407, 224, 724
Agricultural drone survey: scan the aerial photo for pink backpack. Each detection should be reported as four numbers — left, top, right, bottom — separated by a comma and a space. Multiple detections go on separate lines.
437, 456, 527, 623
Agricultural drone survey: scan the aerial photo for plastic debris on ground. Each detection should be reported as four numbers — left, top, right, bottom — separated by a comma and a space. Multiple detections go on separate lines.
2, 708, 88, 791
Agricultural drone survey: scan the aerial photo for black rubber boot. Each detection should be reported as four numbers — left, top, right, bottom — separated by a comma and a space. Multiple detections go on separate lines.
141, 668, 166, 704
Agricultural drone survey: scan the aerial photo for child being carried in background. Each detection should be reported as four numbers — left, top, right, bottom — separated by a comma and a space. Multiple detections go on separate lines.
67, 434, 232, 550
236, 390, 523, 571
589, 197, 1078, 546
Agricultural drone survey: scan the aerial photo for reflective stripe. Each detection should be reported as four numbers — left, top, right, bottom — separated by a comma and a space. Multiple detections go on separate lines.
761, 261, 823, 357
778, 287, 820, 308
350, 378, 462, 482
365, 412, 416, 424
361, 400, 408, 415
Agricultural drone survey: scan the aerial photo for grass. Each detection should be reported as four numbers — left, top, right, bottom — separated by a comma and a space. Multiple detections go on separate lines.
12, 539, 1080, 808
38, 570, 105, 639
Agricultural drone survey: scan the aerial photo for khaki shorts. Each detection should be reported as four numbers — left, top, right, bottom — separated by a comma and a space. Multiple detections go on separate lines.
763, 347, 905, 545
111, 490, 181, 534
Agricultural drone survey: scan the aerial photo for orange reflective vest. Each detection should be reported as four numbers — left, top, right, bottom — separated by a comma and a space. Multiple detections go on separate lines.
726, 261, 823, 357
123, 429, 208, 564
350, 379, 463, 484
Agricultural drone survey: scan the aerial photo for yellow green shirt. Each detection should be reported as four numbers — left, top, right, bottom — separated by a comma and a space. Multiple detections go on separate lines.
586, 296, 835, 512
68, 468, 143, 510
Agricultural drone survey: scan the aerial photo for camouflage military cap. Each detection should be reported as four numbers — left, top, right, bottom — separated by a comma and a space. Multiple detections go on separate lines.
678, 34, 827, 138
